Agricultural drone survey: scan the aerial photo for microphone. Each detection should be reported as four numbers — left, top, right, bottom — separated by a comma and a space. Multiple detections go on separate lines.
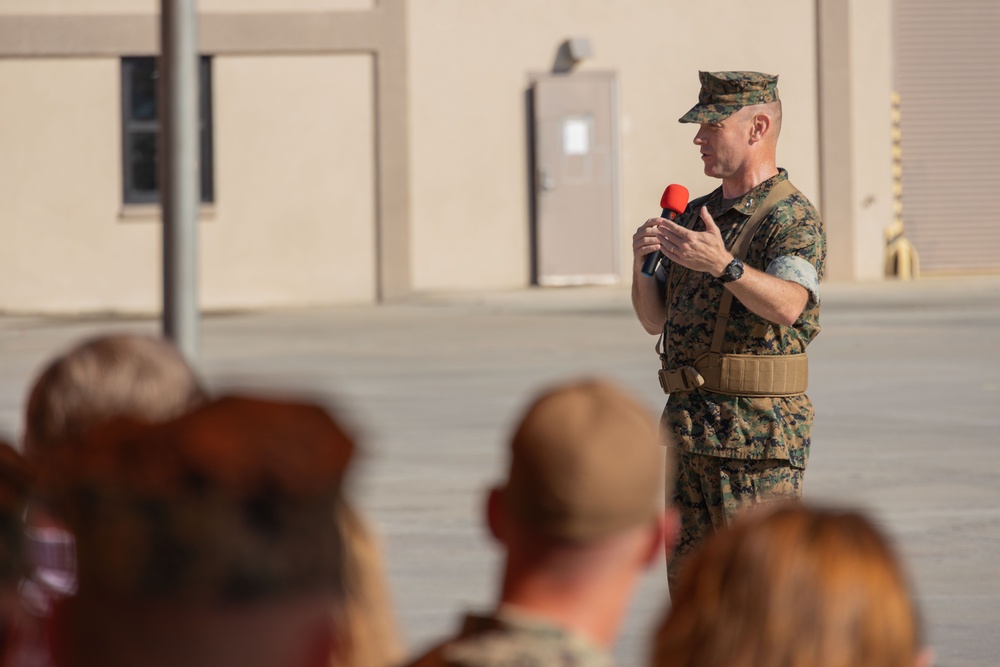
641, 184, 690, 277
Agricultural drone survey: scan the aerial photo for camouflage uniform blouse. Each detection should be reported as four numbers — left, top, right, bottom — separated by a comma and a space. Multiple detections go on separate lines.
654, 170, 826, 468
404, 608, 614, 667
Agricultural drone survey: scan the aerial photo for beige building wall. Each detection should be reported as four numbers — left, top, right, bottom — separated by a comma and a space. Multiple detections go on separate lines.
0, 53, 375, 314
848, 0, 894, 282
204, 54, 376, 309
818, 0, 895, 282
0, 58, 156, 313
407, 0, 820, 292
0, 1, 891, 314
0, 0, 372, 14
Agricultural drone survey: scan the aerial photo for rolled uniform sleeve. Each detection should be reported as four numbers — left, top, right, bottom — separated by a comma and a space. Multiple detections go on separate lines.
766, 255, 820, 307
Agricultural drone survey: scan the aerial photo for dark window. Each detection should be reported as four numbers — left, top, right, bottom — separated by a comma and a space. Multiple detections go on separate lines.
121, 56, 214, 204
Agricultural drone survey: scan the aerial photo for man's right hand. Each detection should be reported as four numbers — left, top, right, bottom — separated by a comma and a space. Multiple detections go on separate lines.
633, 218, 666, 273
631, 219, 668, 334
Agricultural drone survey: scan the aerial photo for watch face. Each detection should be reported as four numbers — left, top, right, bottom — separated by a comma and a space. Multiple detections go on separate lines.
724, 259, 744, 282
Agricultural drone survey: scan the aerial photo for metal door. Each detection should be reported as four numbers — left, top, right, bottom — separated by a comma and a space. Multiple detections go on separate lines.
531, 72, 619, 285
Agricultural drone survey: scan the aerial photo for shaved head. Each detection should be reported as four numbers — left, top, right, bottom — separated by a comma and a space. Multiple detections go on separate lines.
762, 100, 782, 140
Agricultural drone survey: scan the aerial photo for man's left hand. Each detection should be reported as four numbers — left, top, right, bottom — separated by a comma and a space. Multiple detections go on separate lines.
658, 206, 732, 277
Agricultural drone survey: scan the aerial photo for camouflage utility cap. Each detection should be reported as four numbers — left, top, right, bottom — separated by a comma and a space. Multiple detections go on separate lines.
679, 71, 779, 124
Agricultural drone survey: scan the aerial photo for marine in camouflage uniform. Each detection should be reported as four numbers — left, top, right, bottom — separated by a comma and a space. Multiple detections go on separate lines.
401, 380, 669, 667
406, 609, 613, 667
631, 71, 826, 594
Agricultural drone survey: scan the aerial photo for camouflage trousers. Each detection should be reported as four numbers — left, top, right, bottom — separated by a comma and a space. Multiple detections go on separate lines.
666, 451, 804, 596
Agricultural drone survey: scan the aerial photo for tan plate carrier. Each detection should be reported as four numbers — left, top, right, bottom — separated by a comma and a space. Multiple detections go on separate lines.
657, 179, 808, 398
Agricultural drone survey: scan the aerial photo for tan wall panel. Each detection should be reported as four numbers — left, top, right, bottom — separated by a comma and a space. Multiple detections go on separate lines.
0, 0, 370, 14
818, 0, 895, 282
407, 0, 820, 292
205, 53, 376, 308
200, 0, 373, 11
0, 58, 162, 313
0, 0, 157, 14
849, 0, 894, 281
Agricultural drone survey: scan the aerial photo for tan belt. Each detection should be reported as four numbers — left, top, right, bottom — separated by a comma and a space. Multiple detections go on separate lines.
658, 351, 808, 397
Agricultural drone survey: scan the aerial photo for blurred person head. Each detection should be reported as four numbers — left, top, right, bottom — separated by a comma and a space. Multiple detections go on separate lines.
0, 443, 31, 666
17, 334, 206, 667
24, 333, 206, 472
43, 395, 357, 667
652, 503, 931, 667
487, 378, 678, 648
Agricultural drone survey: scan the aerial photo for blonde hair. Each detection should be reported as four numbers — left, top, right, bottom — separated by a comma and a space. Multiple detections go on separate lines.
24, 334, 206, 464
333, 501, 404, 667
653, 504, 923, 667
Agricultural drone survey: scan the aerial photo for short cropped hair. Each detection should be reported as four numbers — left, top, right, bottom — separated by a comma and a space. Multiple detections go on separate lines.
653, 504, 924, 667
24, 334, 206, 463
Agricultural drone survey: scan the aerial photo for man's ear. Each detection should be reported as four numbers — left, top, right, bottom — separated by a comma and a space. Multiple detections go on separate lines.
486, 487, 506, 544
750, 113, 771, 143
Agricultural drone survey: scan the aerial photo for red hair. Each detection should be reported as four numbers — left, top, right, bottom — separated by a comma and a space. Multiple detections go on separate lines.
654, 504, 923, 667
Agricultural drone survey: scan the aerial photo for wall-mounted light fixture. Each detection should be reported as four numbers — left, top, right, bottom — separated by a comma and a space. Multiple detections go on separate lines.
552, 37, 592, 73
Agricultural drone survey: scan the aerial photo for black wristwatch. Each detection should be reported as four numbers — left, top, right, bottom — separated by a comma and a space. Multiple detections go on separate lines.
719, 257, 745, 283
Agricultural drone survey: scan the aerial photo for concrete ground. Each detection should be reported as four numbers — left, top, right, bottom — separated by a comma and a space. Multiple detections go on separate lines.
1, 275, 998, 667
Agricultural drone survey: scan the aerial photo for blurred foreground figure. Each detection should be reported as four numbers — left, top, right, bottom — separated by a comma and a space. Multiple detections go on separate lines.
18, 334, 206, 667
22, 333, 206, 599
405, 378, 679, 667
42, 396, 355, 667
335, 501, 406, 667
23, 334, 206, 466
652, 504, 932, 667
0, 443, 31, 667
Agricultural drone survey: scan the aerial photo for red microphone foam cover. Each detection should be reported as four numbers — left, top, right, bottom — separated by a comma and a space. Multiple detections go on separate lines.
660, 184, 690, 216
